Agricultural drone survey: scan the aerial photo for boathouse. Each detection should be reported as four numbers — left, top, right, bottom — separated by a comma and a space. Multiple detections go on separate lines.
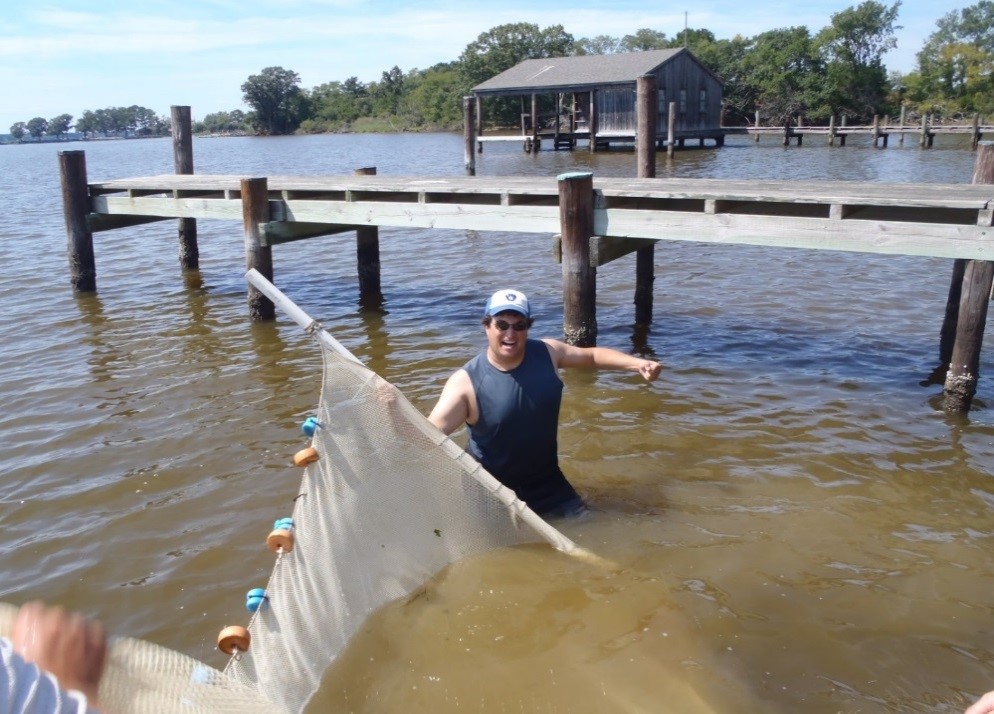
471, 48, 724, 150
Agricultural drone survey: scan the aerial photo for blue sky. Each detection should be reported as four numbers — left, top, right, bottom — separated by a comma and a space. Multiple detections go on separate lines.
1, 0, 955, 132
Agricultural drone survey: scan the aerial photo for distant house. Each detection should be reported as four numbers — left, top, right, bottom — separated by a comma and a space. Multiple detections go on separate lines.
471, 48, 725, 150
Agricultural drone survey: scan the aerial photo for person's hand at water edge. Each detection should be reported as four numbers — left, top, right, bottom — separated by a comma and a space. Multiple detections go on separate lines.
966, 690, 994, 714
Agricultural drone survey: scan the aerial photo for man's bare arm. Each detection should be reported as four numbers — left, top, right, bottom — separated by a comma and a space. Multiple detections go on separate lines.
542, 339, 662, 382
428, 369, 475, 435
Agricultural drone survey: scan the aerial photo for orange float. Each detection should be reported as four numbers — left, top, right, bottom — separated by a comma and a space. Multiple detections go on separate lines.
293, 446, 319, 467
267, 528, 295, 554
217, 625, 250, 655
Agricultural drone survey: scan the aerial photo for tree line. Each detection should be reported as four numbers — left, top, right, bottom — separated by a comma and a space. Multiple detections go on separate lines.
8, 1, 994, 141
8, 105, 169, 142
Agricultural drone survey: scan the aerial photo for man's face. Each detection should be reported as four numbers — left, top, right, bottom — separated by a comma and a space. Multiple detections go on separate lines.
485, 311, 529, 362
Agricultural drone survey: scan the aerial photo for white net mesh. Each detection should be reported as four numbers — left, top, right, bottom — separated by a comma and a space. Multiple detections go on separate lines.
0, 602, 278, 713
221, 278, 581, 713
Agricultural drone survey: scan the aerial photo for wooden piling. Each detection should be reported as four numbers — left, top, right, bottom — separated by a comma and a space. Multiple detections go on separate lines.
972, 113, 981, 150
589, 90, 598, 152
920, 115, 929, 148
634, 75, 657, 327
942, 142, 994, 412
530, 94, 539, 152
667, 101, 676, 158
171, 106, 199, 270
829, 115, 836, 146
463, 97, 476, 176
636, 75, 657, 179
558, 172, 596, 346
899, 105, 906, 146
354, 167, 383, 308
59, 150, 96, 292
241, 177, 274, 320
475, 96, 484, 147
872, 115, 881, 147
754, 110, 761, 142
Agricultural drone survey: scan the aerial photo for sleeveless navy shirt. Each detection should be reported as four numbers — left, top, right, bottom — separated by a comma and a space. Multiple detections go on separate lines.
463, 339, 580, 515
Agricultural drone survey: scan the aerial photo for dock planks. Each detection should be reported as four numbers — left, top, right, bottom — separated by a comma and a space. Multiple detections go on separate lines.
86, 174, 994, 261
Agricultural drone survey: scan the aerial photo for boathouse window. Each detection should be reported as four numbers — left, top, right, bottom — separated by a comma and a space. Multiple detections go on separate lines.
679, 89, 687, 114
699, 89, 707, 114
658, 89, 667, 117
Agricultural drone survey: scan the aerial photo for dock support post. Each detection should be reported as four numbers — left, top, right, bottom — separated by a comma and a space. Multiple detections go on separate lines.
59, 150, 96, 293
475, 96, 484, 148
171, 106, 199, 270
829, 115, 836, 146
920, 114, 929, 148
634, 75, 657, 327
973, 113, 981, 150
354, 167, 383, 308
872, 115, 881, 147
942, 142, 994, 412
530, 94, 539, 152
589, 90, 598, 152
463, 97, 476, 176
899, 105, 906, 146
636, 75, 657, 177
241, 177, 274, 321
558, 171, 596, 346
667, 102, 676, 158
754, 110, 761, 142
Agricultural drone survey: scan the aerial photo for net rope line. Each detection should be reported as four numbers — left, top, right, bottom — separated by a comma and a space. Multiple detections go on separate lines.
213, 270, 585, 712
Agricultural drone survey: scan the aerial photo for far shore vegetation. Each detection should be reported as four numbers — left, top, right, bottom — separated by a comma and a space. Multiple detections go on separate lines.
6, 2, 994, 144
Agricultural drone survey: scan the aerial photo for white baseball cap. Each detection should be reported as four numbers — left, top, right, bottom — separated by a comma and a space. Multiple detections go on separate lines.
484, 289, 530, 318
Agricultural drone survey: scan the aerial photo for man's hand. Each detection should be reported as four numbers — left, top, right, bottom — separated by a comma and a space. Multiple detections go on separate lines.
966, 691, 994, 714
637, 360, 662, 382
12, 601, 107, 706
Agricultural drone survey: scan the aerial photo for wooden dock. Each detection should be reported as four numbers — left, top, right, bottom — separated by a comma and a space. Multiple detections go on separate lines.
79, 173, 994, 261
58, 109, 994, 413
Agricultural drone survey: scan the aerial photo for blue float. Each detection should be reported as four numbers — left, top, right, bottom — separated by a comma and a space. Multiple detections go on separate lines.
273, 517, 294, 530
301, 417, 320, 437
246, 588, 268, 613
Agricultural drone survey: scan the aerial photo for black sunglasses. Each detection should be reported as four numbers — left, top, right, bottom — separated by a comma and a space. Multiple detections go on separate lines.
493, 319, 528, 332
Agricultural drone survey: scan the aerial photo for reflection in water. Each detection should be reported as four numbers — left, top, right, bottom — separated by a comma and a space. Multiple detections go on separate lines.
74, 291, 120, 383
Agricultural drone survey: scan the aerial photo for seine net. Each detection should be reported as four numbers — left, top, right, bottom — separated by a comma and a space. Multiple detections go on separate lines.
222, 272, 581, 712
1, 275, 580, 714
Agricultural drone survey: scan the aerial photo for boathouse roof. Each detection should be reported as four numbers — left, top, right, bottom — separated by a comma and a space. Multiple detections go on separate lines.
472, 48, 717, 96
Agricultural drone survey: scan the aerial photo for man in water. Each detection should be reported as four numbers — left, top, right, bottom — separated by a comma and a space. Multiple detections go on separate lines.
428, 289, 661, 518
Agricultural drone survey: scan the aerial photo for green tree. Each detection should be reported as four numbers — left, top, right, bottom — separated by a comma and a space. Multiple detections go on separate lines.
404, 64, 467, 126
26, 117, 48, 140
9, 122, 26, 142
459, 23, 574, 127
619, 28, 668, 52
199, 109, 248, 134
742, 27, 825, 124
241, 66, 307, 135
308, 80, 368, 127
74, 110, 98, 138
369, 65, 406, 115
48, 113, 73, 139
689, 35, 753, 124
915, 1, 994, 114
459, 22, 575, 87
575, 35, 621, 55
816, 1, 901, 120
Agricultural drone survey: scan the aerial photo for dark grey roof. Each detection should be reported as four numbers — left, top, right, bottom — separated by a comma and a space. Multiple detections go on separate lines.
473, 48, 686, 95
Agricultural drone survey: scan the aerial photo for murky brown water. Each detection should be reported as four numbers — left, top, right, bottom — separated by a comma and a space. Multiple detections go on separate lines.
1, 132, 992, 712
